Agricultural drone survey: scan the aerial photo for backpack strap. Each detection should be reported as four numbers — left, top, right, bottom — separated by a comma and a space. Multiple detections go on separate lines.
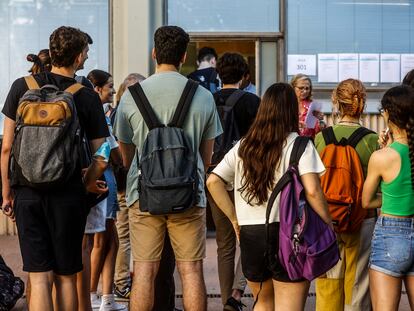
128, 83, 164, 130
265, 136, 310, 225
64, 83, 84, 95
225, 89, 245, 108
169, 80, 199, 128
347, 127, 375, 149
24, 75, 40, 90
321, 127, 338, 146
289, 136, 311, 166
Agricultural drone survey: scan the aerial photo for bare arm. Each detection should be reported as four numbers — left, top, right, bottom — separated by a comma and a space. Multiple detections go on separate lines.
362, 152, 382, 209
301, 173, 333, 227
1, 117, 16, 219
199, 139, 214, 172
83, 137, 108, 194
206, 173, 239, 239
118, 141, 136, 170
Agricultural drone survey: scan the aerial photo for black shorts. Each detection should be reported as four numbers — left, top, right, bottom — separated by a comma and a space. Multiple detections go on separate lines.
14, 186, 88, 275
240, 222, 300, 283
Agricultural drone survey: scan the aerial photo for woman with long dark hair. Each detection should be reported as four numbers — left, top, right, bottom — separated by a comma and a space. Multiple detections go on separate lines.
207, 83, 331, 310
86, 69, 125, 311
362, 85, 414, 310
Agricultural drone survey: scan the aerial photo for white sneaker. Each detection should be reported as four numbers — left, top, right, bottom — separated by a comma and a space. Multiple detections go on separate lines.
99, 300, 127, 311
91, 293, 101, 310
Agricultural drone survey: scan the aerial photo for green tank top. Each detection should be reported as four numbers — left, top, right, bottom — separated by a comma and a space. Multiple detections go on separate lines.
381, 142, 414, 216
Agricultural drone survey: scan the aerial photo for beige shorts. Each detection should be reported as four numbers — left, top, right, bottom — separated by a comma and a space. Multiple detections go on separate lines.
129, 202, 206, 262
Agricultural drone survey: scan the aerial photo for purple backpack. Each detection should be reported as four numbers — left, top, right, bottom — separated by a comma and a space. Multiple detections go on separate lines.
265, 136, 339, 281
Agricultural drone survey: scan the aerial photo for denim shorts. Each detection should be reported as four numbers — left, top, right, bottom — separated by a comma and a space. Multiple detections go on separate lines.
370, 216, 414, 277
104, 168, 119, 219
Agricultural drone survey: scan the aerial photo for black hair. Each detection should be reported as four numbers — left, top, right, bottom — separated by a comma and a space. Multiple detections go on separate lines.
49, 26, 88, 68
216, 52, 248, 84
197, 47, 217, 63
154, 26, 190, 68
87, 69, 112, 88
381, 85, 414, 190
402, 69, 414, 89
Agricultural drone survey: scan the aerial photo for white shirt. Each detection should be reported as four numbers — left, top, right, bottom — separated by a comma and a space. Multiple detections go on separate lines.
212, 132, 325, 225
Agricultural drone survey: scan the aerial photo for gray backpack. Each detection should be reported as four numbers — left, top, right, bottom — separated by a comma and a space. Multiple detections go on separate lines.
10, 75, 83, 189
128, 80, 199, 215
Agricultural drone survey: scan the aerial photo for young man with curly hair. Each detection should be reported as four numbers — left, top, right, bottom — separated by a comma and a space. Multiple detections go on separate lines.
114, 25, 222, 311
1, 26, 109, 311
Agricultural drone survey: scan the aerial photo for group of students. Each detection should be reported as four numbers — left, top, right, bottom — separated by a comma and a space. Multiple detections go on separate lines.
1, 23, 414, 311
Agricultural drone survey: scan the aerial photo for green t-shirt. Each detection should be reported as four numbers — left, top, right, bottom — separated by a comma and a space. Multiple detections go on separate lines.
114, 71, 223, 207
314, 124, 379, 176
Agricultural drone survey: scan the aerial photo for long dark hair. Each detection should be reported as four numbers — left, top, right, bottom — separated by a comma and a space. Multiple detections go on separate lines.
381, 85, 414, 190
27, 49, 51, 74
238, 83, 299, 205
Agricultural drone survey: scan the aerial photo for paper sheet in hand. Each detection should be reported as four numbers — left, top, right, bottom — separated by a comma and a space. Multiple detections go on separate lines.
305, 102, 322, 129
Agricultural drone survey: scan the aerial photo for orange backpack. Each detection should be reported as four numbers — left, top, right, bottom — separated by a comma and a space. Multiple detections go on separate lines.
319, 127, 374, 233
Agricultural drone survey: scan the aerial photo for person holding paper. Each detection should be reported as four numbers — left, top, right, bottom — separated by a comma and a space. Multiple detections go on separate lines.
290, 74, 324, 139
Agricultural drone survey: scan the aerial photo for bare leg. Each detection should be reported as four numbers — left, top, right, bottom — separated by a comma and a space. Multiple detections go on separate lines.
369, 269, 402, 311
77, 234, 94, 311
54, 274, 78, 311
246, 279, 274, 311
403, 275, 414, 310
28, 271, 54, 311
130, 261, 160, 311
101, 219, 119, 295
273, 279, 309, 311
177, 260, 207, 311
90, 231, 106, 293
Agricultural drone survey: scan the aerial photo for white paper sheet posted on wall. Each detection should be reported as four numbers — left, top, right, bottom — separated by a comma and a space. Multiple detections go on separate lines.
380, 54, 400, 83
359, 54, 380, 83
401, 54, 414, 81
318, 54, 338, 83
338, 54, 359, 81
288, 55, 316, 76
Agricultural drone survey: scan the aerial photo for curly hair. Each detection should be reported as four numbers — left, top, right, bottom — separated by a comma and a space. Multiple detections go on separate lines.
238, 83, 299, 205
216, 53, 248, 85
381, 85, 414, 190
49, 26, 88, 68
154, 26, 189, 68
332, 79, 366, 118
290, 74, 313, 101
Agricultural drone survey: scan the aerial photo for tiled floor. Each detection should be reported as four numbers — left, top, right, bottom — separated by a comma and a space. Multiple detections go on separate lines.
1, 235, 411, 310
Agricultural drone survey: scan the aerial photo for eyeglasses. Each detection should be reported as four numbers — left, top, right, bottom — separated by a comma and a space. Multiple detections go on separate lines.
378, 108, 385, 114
296, 86, 310, 91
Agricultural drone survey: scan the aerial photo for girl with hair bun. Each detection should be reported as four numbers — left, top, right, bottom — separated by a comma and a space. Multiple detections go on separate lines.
315, 79, 379, 311
362, 85, 414, 311
27, 49, 51, 74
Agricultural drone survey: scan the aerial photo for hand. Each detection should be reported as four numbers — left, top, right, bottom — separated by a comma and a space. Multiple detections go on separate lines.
378, 128, 391, 149
1, 199, 15, 222
313, 110, 324, 120
85, 179, 108, 194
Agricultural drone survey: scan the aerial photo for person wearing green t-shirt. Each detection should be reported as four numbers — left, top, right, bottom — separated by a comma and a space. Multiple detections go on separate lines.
315, 79, 378, 311
362, 86, 414, 311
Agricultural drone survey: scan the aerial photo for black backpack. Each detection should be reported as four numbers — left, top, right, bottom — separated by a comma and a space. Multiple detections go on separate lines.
211, 90, 245, 166
128, 80, 199, 215
0, 256, 24, 311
